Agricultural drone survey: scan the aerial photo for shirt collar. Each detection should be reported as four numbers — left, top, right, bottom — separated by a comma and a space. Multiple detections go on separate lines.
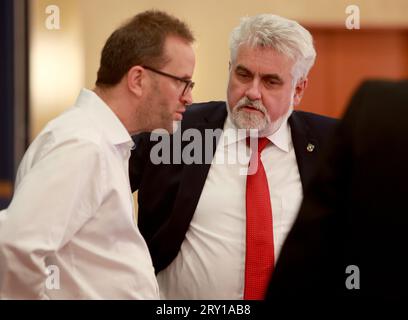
223, 112, 290, 152
74, 88, 135, 150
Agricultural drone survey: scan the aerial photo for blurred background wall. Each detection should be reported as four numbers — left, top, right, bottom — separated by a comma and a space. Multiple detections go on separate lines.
1, 0, 408, 206
29, 0, 408, 139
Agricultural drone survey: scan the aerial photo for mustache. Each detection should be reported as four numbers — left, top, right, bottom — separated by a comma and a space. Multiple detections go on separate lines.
235, 98, 266, 114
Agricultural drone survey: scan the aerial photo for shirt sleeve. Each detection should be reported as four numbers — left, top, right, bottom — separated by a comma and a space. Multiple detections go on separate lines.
0, 138, 106, 299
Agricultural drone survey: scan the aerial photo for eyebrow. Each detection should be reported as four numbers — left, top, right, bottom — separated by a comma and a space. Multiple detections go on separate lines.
235, 64, 284, 84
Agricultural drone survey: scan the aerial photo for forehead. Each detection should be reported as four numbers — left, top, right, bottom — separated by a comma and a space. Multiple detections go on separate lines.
234, 44, 294, 76
163, 36, 195, 65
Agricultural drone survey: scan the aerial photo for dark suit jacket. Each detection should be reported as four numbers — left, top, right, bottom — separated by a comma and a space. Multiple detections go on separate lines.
266, 80, 408, 302
130, 101, 337, 273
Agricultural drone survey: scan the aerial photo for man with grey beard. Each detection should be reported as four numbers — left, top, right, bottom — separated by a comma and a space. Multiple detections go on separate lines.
130, 14, 337, 300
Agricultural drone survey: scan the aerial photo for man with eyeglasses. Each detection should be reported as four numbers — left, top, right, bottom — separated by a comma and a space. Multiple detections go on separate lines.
130, 14, 337, 300
0, 10, 195, 299
143, 66, 195, 99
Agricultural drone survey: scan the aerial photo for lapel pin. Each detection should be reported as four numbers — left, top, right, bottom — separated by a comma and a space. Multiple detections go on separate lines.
306, 143, 315, 152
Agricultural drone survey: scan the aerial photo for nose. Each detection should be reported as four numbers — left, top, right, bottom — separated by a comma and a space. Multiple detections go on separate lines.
245, 79, 262, 101
180, 90, 193, 106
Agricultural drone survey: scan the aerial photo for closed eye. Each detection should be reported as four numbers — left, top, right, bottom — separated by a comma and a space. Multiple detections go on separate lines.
263, 76, 283, 88
235, 66, 253, 81
237, 72, 251, 80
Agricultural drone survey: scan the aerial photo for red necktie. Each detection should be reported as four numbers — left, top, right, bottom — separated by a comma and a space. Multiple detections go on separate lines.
244, 137, 274, 300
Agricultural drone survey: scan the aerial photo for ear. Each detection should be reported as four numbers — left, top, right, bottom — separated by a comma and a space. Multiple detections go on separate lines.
127, 66, 144, 97
228, 61, 232, 71
293, 77, 308, 106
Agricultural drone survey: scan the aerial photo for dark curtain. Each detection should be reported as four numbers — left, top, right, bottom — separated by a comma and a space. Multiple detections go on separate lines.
0, 0, 15, 182
0, 0, 28, 208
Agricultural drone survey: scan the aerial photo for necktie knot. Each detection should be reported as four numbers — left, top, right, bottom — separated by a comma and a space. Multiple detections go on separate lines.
246, 137, 270, 154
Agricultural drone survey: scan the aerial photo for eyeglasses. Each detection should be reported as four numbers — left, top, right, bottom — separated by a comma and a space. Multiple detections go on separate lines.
142, 66, 195, 96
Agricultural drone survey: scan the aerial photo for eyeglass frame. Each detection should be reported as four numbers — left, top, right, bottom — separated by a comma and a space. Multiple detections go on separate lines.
142, 65, 195, 97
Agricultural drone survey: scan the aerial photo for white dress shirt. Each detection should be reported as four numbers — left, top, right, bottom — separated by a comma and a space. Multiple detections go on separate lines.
0, 89, 159, 299
157, 114, 303, 299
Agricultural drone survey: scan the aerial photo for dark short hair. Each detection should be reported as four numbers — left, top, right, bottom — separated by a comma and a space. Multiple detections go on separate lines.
95, 10, 194, 87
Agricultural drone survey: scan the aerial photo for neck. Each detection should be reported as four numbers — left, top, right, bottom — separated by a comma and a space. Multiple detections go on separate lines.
93, 85, 140, 135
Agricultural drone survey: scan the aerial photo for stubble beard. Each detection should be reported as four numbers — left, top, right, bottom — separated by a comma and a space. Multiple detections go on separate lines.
143, 83, 175, 133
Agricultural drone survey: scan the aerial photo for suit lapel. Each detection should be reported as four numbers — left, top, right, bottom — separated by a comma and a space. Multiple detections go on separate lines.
289, 111, 321, 189
156, 104, 227, 262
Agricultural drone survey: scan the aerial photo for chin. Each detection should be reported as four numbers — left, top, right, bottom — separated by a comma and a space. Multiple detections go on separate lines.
233, 112, 267, 131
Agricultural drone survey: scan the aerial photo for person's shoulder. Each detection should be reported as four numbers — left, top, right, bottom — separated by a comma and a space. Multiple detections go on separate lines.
186, 101, 226, 112
357, 79, 408, 93
351, 79, 408, 113
293, 110, 338, 123
183, 101, 226, 121
289, 111, 339, 143
44, 106, 103, 146
291, 110, 338, 129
